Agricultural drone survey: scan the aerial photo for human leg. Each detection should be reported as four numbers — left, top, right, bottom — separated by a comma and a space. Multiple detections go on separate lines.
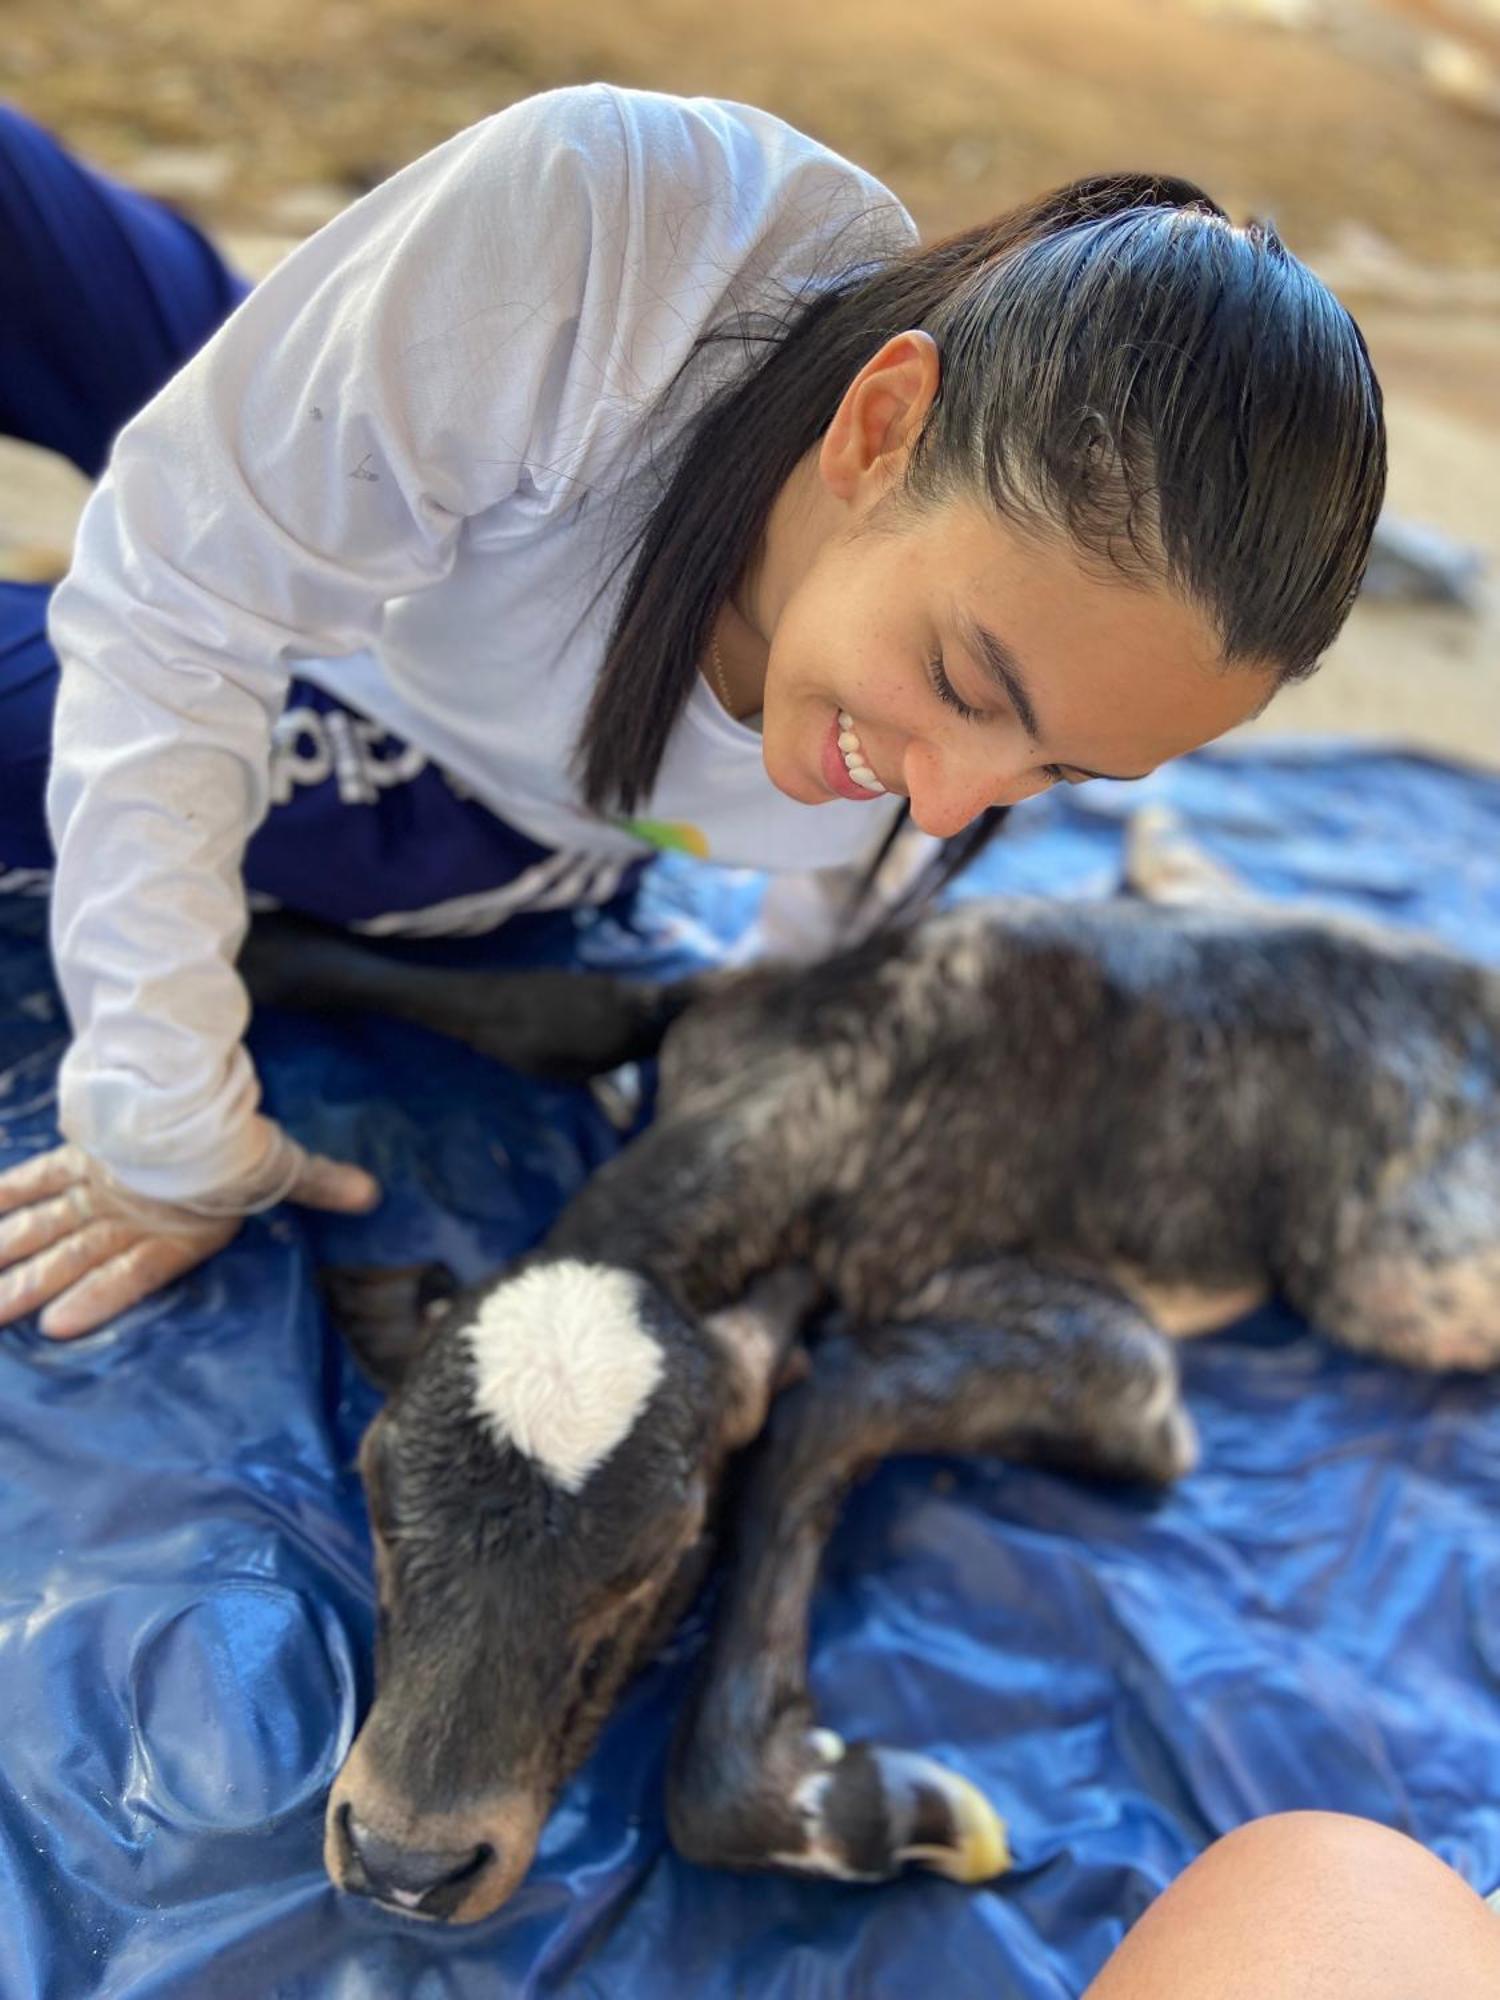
0, 103, 250, 871
0, 582, 57, 870
0, 101, 250, 476
1084, 1811, 1500, 1999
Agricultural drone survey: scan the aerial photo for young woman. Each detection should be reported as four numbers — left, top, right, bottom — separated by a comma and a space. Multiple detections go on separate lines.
0, 82, 1384, 1338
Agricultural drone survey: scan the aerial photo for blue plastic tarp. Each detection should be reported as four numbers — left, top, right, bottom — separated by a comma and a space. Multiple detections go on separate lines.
2, 739, 1499, 1999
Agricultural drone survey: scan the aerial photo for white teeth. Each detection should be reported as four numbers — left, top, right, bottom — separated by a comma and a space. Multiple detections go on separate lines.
836, 709, 886, 794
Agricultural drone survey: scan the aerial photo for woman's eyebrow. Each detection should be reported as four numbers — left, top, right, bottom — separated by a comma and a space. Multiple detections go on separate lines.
956, 611, 1043, 741
954, 609, 1152, 784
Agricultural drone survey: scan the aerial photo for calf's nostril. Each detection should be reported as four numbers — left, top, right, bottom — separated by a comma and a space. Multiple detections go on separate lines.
341, 1809, 494, 1911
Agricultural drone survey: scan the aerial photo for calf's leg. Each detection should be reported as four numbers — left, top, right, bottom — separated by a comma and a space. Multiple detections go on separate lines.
1287, 1127, 1500, 1372
667, 1262, 1194, 1885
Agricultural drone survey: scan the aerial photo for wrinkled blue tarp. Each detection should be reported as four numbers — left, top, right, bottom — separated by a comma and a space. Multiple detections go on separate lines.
2, 739, 1499, 2000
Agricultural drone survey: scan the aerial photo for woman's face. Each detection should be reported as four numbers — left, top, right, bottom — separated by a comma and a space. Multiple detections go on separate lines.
751, 333, 1280, 838
759, 495, 1277, 836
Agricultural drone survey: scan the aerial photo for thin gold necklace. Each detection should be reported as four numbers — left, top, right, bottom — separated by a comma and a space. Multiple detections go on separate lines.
709, 630, 735, 715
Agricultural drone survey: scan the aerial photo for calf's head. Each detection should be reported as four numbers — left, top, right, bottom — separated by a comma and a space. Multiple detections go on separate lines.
324, 1256, 794, 1922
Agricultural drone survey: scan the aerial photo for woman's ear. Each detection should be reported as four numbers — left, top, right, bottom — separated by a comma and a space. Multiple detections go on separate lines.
818, 328, 941, 503
320, 1261, 459, 1393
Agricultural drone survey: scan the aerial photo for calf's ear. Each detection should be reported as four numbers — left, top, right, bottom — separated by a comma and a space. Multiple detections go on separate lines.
320, 1261, 460, 1393
701, 1266, 822, 1452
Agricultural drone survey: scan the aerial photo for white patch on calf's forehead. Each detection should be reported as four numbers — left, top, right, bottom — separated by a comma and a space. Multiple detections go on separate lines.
465, 1262, 664, 1492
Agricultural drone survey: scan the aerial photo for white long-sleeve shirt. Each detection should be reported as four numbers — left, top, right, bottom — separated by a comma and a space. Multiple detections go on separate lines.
45, 83, 920, 1203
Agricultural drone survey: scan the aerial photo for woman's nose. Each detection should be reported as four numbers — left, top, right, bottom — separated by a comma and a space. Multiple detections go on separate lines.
901, 742, 1051, 837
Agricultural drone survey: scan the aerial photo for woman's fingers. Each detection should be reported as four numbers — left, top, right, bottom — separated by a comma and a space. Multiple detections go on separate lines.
0, 1217, 144, 1327
39, 1228, 237, 1341
0, 1144, 88, 1215
0, 1123, 375, 1340
288, 1152, 382, 1214
0, 1187, 92, 1269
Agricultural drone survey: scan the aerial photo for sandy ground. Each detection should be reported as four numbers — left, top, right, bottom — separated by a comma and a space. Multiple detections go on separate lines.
4, 0, 1497, 764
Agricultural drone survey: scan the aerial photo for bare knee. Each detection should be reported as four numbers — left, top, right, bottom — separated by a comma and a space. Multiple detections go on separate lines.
1197, 1811, 1488, 1910
1086, 1811, 1500, 1999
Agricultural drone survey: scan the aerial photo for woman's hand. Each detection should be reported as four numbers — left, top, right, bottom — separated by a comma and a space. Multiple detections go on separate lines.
0, 1117, 381, 1339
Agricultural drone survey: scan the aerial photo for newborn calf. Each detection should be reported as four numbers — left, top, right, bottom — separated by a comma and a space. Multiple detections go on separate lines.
242, 894, 1500, 1922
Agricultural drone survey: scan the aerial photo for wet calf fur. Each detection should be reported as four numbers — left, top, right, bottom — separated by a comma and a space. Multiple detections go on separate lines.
242, 899, 1500, 1921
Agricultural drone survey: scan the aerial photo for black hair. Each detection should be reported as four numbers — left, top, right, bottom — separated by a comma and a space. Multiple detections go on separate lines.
574, 170, 1386, 915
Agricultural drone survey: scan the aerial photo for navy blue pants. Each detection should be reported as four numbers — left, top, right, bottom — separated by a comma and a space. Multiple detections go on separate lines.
0, 103, 642, 930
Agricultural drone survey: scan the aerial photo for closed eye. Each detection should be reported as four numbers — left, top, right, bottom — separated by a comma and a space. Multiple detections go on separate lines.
925, 651, 985, 724
927, 652, 1075, 788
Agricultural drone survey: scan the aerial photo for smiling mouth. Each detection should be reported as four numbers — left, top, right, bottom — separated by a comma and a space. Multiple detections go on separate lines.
835, 711, 886, 793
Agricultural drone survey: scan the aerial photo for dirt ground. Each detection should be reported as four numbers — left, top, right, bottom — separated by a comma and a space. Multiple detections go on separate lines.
4, 0, 1497, 764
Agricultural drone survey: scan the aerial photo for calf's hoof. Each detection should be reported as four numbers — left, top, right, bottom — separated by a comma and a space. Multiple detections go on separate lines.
670, 1724, 1011, 1886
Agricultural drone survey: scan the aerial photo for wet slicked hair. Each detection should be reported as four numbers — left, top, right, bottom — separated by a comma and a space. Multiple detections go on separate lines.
575, 171, 1387, 905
